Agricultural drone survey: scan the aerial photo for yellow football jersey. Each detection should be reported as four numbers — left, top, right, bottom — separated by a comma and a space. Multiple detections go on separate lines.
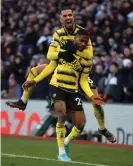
34, 24, 94, 97
48, 24, 93, 92
47, 24, 93, 61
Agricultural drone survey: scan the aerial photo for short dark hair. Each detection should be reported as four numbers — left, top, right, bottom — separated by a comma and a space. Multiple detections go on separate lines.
76, 29, 90, 38
111, 62, 118, 68
59, 8, 73, 15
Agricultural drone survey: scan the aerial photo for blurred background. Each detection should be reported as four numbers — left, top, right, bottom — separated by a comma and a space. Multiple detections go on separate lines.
1, 0, 133, 102
1, 0, 133, 145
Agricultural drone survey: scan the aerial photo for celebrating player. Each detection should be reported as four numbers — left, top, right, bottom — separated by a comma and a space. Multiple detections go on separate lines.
23, 29, 103, 161
6, 9, 116, 146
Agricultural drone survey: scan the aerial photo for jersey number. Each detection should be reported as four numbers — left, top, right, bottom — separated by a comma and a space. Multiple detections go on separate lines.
88, 78, 93, 84
75, 98, 82, 105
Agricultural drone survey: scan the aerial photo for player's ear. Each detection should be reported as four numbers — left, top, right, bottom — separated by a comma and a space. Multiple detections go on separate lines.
60, 15, 62, 24
74, 37, 77, 44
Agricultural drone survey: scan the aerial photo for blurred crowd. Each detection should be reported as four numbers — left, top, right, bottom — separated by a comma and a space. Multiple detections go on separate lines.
1, 0, 133, 103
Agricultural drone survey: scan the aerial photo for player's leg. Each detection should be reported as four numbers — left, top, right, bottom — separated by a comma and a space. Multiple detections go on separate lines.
64, 93, 85, 155
65, 111, 85, 144
6, 64, 47, 110
49, 85, 71, 161
88, 77, 116, 143
91, 88, 116, 143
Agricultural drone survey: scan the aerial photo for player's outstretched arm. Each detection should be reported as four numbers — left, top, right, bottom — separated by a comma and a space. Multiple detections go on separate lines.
80, 71, 94, 98
79, 71, 103, 105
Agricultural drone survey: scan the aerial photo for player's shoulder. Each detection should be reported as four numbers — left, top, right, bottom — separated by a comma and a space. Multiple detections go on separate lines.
85, 48, 93, 59
55, 27, 66, 36
75, 24, 85, 31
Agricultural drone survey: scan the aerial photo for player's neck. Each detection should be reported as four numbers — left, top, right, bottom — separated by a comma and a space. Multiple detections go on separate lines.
64, 24, 76, 35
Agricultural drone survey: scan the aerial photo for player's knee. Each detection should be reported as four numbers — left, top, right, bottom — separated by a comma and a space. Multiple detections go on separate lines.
30, 67, 38, 77
76, 120, 85, 132
76, 123, 85, 133
57, 112, 66, 123
54, 102, 66, 122
35, 64, 46, 74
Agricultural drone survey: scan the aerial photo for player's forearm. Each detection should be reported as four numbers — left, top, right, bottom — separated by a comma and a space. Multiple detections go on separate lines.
47, 47, 59, 60
80, 73, 94, 98
34, 61, 57, 83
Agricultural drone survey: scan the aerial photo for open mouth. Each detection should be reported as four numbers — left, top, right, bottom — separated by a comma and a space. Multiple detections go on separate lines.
66, 19, 72, 23
66, 20, 72, 25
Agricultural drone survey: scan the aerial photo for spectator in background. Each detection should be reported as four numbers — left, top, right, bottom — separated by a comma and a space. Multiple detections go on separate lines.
108, 38, 119, 52
1, 62, 9, 98
95, 36, 107, 54
11, 56, 26, 98
123, 47, 133, 62
36, 27, 53, 56
1, 0, 133, 103
24, 24, 39, 54
103, 54, 112, 73
93, 53, 104, 67
123, 59, 133, 103
104, 62, 124, 102
8, 74, 17, 99
127, 9, 133, 26
93, 64, 106, 96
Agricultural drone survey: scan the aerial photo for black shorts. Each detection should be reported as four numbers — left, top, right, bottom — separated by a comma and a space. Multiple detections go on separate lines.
49, 85, 84, 112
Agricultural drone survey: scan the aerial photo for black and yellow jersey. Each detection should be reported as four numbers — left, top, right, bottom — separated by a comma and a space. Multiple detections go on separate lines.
33, 24, 94, 98
50, 52, 93, 92
47, 24, 93, 61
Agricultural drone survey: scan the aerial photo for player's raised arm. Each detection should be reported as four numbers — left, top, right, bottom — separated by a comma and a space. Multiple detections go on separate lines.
47, 31, 60, 60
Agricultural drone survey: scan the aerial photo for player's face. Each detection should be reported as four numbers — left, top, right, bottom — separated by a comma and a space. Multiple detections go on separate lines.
60, 10, 74, 30
75, 35, 89, 51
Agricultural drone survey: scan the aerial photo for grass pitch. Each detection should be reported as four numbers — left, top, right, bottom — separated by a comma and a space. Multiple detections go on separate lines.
1, 135, 133, 166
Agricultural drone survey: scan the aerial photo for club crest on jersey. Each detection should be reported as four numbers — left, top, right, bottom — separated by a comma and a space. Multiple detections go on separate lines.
59, 59, 81, 70
71, 59, 81, 70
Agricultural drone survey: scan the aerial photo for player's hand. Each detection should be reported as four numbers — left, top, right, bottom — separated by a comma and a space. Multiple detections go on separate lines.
58, 51, 76, 62
90, 95, 104, 105
22, 80, 36, 91
60, 40, 77, 54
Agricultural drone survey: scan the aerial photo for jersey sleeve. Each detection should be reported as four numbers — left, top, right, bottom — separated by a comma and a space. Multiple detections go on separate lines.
79, 70, 94, 98
47, 31, 60, 60
82, 38, 93, 60
79, 53, 94, 98
33, 61, 57, 83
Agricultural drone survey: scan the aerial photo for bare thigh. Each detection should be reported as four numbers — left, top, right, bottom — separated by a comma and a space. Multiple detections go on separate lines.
35, 64, 48, 74
68, 111, 86, 129
54, 101, 67, 123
